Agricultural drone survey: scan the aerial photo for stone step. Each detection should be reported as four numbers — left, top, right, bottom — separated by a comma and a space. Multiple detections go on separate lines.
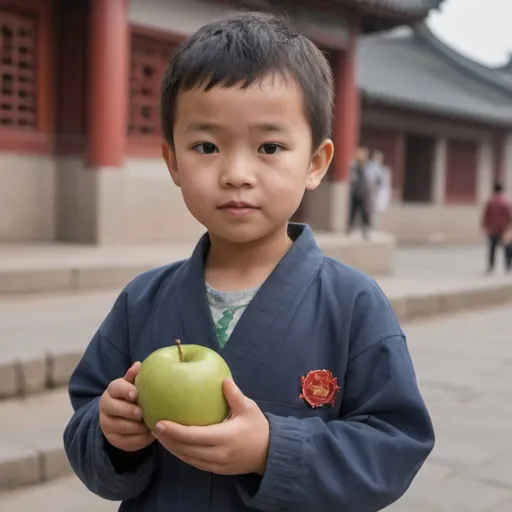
0, 389, 73, 492
0, 475, 118, 512
0, 290, 117, 401
0, 233, 394, 296
1, 278, 512, 402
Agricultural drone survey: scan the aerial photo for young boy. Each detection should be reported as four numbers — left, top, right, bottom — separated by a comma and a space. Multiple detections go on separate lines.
63, 11, 434, 511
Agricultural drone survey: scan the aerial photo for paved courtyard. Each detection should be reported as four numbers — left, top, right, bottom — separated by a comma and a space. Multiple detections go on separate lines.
393, 243, 509, 278
387, 302, 512, 512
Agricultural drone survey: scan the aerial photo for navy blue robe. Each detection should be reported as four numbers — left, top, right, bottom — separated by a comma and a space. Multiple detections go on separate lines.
63, 223, 434, 512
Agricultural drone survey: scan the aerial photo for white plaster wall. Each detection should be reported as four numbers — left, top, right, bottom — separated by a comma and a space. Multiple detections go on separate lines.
57, 158, 128, 244
379, 203, 482, 244
432, 138, 447, 205
129, 0, 234, 35
0, 153, 56, 241
503, 133, 512, 198
57, 157, 93, 243
56, 157, 204, 244
477, 138, 494, 204
123, 158, 205, 243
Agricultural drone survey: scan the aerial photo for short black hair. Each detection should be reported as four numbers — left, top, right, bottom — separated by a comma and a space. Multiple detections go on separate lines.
160, 11, 334, 150
494, 182, 503, 193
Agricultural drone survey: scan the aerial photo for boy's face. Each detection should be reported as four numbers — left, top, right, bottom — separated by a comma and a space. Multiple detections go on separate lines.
162, 74, 333, 244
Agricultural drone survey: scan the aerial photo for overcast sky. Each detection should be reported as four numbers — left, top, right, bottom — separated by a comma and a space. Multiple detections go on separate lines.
427, 0, 512, 66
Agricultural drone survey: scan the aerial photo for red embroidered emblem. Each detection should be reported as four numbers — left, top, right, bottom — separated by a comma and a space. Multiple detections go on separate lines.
299, 369, 340, 408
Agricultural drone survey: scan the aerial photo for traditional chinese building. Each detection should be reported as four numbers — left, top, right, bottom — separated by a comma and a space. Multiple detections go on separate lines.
0, 0, 441, 244
357, 23, 512, 243
494, 54, 512, 80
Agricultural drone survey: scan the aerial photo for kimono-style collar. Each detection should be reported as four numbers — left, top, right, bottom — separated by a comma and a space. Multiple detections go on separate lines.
176, 223, 324, 375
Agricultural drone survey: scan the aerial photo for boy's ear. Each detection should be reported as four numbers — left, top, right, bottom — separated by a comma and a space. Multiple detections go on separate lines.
306, 139, 334, 191
161, 141, 181, 187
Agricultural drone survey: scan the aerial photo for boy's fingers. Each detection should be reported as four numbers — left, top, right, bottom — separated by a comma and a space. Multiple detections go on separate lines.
156, 420, 227, 446
108, 378, 138, 402
109, 433, 154, 452
103, 397, 142, 421
124, 362, 142, 384
102, 417, 148, 435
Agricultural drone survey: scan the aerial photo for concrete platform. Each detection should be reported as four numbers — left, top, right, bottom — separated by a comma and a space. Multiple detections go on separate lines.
0, 231, 395, 296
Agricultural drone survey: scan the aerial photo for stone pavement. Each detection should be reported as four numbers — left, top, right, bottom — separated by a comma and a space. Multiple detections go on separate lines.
0, 476, 118, 512
386, 302, 512, 512
0, 301, 511, 510
393, 244, 510, 279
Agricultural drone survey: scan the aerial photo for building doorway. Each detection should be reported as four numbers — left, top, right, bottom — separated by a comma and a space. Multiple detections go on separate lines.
403, 134, 435, 202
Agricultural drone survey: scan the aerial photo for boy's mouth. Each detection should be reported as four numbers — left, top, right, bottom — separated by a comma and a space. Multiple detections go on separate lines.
218, 201, 258, 209
218, 201, 260, 215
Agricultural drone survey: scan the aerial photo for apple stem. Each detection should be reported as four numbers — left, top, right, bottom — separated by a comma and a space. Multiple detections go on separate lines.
175, 338, 184, 363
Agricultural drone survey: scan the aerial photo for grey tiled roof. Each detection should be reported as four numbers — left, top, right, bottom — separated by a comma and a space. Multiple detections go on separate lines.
495, 56, 512, 77
357, 24, 512, 126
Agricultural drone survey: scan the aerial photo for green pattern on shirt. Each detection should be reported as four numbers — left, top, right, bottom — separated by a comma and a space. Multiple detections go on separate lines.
205, 283, 259, 350
215, 306, 244, 349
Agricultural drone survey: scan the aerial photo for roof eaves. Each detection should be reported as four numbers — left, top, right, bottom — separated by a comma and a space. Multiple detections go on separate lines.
360, 89, 512, 128
494, 55, 512, 74
345, 0, 445, 17
416, 22, 512, 98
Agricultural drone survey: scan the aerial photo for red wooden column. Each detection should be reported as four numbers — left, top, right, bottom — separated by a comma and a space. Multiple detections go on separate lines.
332, 15, 361, 181
87, 0, 129, 168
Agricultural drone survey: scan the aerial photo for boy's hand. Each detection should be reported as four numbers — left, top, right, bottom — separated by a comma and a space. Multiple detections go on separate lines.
154, 378, 270, 476
99, 362, 154, 453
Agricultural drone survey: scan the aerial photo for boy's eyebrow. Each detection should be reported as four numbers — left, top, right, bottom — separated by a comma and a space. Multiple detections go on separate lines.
185, 122, 222, 133
251, 122, 292, 133
185, 122, 292, 133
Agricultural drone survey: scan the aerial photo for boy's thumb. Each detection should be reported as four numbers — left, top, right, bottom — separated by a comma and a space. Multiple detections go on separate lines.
124, 362, 141, 384
223, 378, 250, 414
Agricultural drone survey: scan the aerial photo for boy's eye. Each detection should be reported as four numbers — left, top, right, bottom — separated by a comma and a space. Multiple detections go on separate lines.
259, 143, 283, 155
194, 143, 219, 154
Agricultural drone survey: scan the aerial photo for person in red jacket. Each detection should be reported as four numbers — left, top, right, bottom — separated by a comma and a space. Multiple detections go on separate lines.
482, 183, 512, 273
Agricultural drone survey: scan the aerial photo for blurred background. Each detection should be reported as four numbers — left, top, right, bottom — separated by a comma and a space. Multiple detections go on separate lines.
0, 0, 511, 510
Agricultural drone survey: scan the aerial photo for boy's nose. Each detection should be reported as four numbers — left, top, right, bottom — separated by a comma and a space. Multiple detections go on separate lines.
220, 159, 256, 188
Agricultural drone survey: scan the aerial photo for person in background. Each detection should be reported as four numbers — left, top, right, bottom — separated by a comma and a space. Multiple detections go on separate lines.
348, 146, 371, 238
482, 183, 512, 273
366, 150, 392, 228
502, 220, 512, 272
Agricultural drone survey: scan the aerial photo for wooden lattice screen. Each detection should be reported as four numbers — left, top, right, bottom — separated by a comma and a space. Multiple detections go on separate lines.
129, 32, 178, 137
0, 6, 37, 130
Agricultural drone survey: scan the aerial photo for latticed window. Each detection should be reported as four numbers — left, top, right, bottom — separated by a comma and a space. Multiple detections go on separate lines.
129, 31, 179, 137
0, 6, 37, 130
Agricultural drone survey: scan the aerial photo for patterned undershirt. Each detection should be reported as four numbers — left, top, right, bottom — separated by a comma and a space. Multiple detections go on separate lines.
205, 283, 259, 350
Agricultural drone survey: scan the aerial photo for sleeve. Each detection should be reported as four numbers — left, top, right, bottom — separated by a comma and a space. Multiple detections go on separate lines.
237, 289, 434, 511
63, 291, 157, 501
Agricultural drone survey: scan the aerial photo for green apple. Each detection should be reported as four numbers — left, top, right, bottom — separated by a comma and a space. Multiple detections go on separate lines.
135, 339, 232, 429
